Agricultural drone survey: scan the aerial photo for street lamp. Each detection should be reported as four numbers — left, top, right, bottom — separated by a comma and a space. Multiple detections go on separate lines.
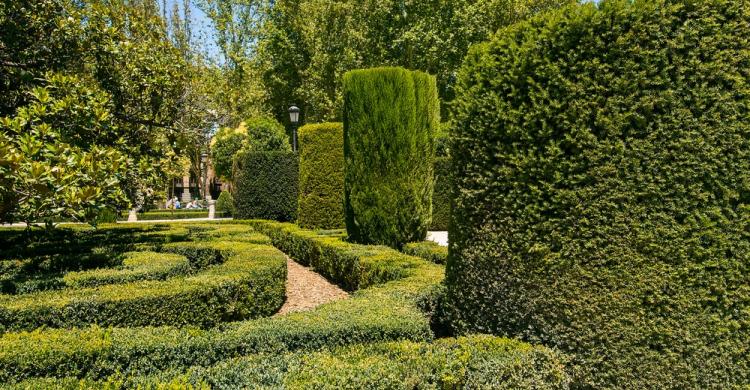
288, 105, 300, 152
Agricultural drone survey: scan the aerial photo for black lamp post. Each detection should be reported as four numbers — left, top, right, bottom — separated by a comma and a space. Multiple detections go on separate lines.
288, 105, 300, 152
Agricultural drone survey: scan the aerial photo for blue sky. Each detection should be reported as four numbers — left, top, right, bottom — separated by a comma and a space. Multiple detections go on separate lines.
162, 0, 222, 62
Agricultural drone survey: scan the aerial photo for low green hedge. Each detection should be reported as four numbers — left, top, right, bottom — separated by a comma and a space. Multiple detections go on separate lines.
297, 122, 345, 230
0, 241, 286, 331
62, 251, 191, 288
118, 210, 229, 221
247, 220, 428, 291
402, 241, 448, 264
12, 335, 569, 389
233, 151, 298, 222
0, 222, 444, 383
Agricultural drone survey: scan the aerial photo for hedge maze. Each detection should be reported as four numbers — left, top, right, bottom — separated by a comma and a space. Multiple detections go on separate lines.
0, 221, 566, 388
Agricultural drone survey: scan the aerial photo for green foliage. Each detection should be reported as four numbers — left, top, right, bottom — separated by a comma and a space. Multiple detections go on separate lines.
210, 127, 247, 180
0, 76, 129, 226
402, 241, 447, 265
248, 220, 433, 291
447, 0, 750, 387
343, 67, 438, 248
0, 221, 446, 383
215, 191, 235, 217
297, 123, 345, 229
62, 251, 191, 288
211, 117, 291, 180
0, 0, 198, 219
258, 0, 572, 123
430, 157, 451, 230
234, 151, 298, 221
434, 123, 451, 158
11, 335, 569, 389
242, 117, 291, 152
0, 240, 286, 331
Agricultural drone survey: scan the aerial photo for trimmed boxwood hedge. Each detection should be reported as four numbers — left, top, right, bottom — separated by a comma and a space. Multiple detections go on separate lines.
297, 122, 345, 230
62, 251, 191, 288
248, 220, 431, 291
447, 0, 750, 388
117, 210, 229, 221
343, 67, 438, 248
430, 157, 451, 231
0, 240, 286, 331
12, 335, 569, 389
233, 151, 298, 222
402, 240, 447, 264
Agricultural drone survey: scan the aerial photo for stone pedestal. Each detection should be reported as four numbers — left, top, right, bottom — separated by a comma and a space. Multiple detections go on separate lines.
181, 175, 192, 203
127, 208, 138, 222
208, 200, 216, 219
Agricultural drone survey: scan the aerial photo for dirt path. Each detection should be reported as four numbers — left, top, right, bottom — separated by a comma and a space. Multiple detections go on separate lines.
276, 257, 349, 315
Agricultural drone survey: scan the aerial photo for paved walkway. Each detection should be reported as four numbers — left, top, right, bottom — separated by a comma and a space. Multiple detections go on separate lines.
427, 231, 448, 246
276, 256, 348, 315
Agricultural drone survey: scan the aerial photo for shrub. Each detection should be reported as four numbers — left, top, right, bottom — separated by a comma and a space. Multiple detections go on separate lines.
233, 151, 298, 221
297, 122, 345, 230
402, 241, 447, 264
429, 157, 450, 231
11, 335, 569, 389
0, 241, 286, 331
62, 251, 191, 288
447, 0, 750, 388
342, 67, 439, 248
215, 191, 235, 217
435, 122, 450, 158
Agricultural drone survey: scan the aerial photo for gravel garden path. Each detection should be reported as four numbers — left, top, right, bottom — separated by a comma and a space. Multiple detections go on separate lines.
276, 257, 349, 315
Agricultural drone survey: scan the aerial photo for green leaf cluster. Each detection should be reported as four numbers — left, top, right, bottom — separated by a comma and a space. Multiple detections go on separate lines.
0, 75, 129, 227
430, 157, 451, 231
447, 0, 750, 387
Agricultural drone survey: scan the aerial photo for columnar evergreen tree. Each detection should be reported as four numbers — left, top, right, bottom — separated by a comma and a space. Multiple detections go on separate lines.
343, 67, 438, 248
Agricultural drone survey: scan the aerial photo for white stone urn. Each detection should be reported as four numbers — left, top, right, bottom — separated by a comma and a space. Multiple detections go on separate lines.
208, 200, 216, 219
127, 208, 139, 222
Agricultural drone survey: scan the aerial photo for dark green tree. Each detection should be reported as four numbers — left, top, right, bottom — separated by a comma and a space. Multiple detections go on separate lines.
447, 0, 750, 387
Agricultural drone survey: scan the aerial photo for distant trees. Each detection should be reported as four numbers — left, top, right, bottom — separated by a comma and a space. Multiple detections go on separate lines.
256, 0, 571, 123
